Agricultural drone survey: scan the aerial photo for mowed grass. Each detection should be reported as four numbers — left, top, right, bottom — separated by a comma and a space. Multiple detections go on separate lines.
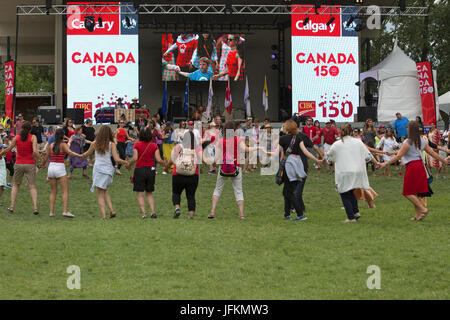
0, 164, 448, 300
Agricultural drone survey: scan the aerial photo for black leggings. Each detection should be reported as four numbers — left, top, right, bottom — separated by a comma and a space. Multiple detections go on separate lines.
117, 142, 127, 169
283, 179, 306, 217
6, 162, 14, 177
172, 174, 199, 212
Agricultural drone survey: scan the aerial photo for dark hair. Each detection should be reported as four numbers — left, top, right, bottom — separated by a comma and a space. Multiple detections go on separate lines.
139, 127, 152, 142
314, 120, 320, 128
52, 128, 65, 154
197, 34, 215, 60
223, 120, 236, 139
32, 117, 39, 123
407, 121, 421, 149
20, 121, 32, 142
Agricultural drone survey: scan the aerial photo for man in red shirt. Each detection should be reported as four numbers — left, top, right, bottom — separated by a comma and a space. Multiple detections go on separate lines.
321, 121, 339, 174
302, 118, 323, 166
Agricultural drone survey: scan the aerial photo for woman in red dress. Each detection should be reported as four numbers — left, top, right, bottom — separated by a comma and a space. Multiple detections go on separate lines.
380, 122, 447, 221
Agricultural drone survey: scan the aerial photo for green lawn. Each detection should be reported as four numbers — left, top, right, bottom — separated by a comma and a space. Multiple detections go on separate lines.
0, 165, 448, 300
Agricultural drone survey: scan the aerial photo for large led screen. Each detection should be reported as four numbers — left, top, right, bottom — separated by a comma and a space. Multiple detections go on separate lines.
67, 2, 139, 123
291, 6, 359, 122
162, 33, 246, 81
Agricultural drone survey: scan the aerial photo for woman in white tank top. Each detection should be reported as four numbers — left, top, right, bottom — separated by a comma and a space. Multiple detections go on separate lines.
82, 126, 128, 220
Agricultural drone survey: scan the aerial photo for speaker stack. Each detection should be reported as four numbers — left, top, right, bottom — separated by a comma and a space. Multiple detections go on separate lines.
66, 108, 85, 124
37, 106, 61, 125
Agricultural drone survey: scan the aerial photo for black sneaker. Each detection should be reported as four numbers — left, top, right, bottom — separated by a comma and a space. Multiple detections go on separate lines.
173, 208, 181, 219
150, 213, 157, 219
283, 215, 293, 220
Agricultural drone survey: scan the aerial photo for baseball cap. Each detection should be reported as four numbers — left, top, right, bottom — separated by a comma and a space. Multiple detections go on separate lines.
85, 118, 92, 124
246, 117, 252, 121
379, 125, 384, 129
187, 121, 194, 125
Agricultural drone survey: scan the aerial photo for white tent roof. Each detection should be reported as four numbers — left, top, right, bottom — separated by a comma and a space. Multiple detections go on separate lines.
439, 91, 450, 115
360, 45, 419, 82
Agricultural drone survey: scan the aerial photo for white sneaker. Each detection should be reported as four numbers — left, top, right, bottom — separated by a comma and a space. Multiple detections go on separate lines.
49, 213, 55, 217
62, 212, 75, 218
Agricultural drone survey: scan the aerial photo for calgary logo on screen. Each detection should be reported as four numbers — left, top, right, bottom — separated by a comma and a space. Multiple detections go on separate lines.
295, 20, 337, 34
291, 6, 341, 37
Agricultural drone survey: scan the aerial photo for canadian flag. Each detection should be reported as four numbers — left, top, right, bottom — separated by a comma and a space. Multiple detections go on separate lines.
225, 78, 232, 115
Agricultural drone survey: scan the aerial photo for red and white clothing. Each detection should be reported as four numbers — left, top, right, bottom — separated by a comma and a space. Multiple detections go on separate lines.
171, 34, 198, 67
303, 126, 320, 143
116, 128, 127, 143
401, 137, 428, 196
226, 50, 244, 80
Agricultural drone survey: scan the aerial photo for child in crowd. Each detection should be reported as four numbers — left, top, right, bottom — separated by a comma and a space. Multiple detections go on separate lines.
3, 136, 15, 188
0, 144, 8, 203
67, 126, 89, 180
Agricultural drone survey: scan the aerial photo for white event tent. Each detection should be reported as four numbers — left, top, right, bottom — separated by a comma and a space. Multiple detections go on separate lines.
360, 45, 422, 122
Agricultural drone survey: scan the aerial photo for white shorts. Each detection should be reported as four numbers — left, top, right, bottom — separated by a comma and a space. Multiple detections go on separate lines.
324, 143, 332, 156
47, 162, 67, 179
213, 169, 244, 202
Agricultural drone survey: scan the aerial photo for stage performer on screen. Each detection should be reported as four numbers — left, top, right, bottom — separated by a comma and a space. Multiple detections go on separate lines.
163, 34, 198, 72
190, 33, 218, 74
177, 57, 227, 81
216, 34, 245, 81
225, 34, 245, 81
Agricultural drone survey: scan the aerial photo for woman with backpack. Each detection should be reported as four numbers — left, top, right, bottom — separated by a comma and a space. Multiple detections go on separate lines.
128, 127, 166, 219
165, 130, 200, 219
208, 121, 257, 220
81, 125, 128, 220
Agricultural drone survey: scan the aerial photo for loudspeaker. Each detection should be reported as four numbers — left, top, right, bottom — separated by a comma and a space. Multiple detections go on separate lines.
37, 108, 61, 125
357, 107, 377, 122
66, 108, 85, 124
168, 96, 184, 121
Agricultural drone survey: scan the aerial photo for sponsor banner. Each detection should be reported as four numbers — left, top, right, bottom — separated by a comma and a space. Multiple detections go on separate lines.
416, 61, 436, 126
74, 102, 93, 119
67, 2, 138, 124
4, 60, 15, 119
291, 5, 359, 122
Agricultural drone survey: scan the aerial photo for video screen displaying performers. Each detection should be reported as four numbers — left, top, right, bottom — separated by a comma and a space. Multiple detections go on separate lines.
161, 33, 246, 81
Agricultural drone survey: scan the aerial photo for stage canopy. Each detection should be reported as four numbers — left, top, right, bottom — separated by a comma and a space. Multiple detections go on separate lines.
360, 45, 422, 122
439, 91, 450, 116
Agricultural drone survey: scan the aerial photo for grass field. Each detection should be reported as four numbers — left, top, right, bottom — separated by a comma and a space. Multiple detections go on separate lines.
0, 164, 448, 300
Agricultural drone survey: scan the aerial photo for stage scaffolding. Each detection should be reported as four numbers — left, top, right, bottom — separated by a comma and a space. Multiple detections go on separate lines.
17, 4, 428, 17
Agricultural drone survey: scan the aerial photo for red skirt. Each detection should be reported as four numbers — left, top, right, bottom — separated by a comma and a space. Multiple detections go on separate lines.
403, 160, 429, 196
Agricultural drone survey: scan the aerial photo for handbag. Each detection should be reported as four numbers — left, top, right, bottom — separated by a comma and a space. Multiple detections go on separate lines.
130, 142, 152, 184
275, 134, 297, 185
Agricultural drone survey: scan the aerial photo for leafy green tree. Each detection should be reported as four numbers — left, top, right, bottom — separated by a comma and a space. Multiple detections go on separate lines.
0, 65, 54, 107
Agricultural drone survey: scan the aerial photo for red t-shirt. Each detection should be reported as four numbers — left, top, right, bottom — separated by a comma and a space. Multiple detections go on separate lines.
321, 127, 340, 145
217, 136, 243, 167
133, 141, 158, 168
176, 38, 197, 67
226, 50, 244, 79
117, 128, 127, 143
15, 134, 35, 165
303, 126, 319, 142
5, 150, 14, 163
313, 127, 322, 145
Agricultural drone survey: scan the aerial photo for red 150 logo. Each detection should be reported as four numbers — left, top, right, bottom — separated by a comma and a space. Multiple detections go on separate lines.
319, 93, 353, 118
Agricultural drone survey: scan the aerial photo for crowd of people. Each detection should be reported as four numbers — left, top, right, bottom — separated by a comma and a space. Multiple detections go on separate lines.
0, 110, 448, 223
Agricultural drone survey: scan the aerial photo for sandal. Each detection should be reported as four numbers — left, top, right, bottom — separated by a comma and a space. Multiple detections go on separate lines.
33, 210, 39, 216
7, 207, 14, 214
239, 216, 245, 220
109, 211, 116, 219
207, 214, 215, 219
